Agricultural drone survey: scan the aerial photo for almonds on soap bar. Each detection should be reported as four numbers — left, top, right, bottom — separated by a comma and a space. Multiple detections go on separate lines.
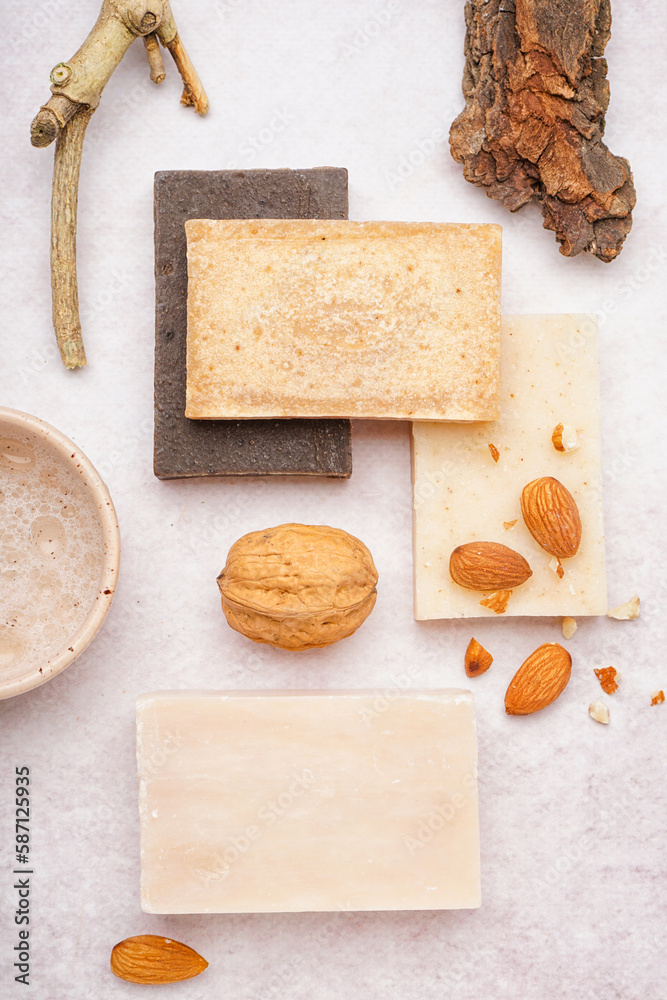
449, 541, 532, 591
217, 523, 378, 651
110, 935, 208, 985
504, 642, 572, 716
520, 476, 582, 558
465, 638, 493, 677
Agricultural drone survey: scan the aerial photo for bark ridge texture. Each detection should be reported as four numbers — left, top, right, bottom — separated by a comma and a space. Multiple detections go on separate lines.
449, 0, 635, 261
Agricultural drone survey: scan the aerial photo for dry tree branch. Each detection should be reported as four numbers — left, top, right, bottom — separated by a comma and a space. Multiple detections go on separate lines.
51, 107, 94, 370
30, 1, 209, 369
143, 33, 166, 85
163, 33, 209, 115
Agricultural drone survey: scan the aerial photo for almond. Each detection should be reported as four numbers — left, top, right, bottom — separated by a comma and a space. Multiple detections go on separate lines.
449, 541, 532, 591
504, 642, 572, 716
464, 638, 493, 677
520, 477, 582, 558
110, 935, 208, 985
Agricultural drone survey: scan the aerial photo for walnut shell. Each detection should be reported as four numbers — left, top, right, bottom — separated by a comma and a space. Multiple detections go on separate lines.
217, 523, 378, 651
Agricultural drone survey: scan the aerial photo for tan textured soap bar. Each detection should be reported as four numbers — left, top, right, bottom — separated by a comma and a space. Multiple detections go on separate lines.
185, 220, 501, 420
137, 690, 480, 913
412, 314, 607, 619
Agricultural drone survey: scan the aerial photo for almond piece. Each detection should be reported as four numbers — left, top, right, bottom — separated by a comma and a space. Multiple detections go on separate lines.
651, 690, 665, 706
561, 616, 577, 639
504, 642, 572, 716
488, 443, 500, 463
595, 667, 619, 695
449, 541, 532, 591
549, 556, 565, 579
552, 423, 580, 453
479, 589, 512, 614
589, 701, 610, 724
110, 936, 208, 985
520, 477, 582, 558
465, 638, 493, 676
607, 594, 640, 620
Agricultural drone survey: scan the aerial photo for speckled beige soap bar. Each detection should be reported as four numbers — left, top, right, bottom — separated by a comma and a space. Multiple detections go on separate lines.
412, 314, 606, 619
137, 689, 480, 914
184, 220, 501, 420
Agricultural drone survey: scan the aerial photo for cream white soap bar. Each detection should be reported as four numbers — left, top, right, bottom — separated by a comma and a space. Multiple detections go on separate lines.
412, 315, 607, 619
184, 219, 501, 421
137, 689, 480, 913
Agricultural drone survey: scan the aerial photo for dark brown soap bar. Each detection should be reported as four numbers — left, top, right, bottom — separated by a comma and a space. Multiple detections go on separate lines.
153, 168, 352, 479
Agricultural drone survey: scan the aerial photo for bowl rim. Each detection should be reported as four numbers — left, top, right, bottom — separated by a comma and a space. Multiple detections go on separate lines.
0, 406, 121, 700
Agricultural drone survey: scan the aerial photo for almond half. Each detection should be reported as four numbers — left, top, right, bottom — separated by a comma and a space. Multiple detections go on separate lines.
504, 642, 572, 716
449, 541, 532, 591
110, 935, 208, 985
520, 477, 582, 558
465, 638, 493, 677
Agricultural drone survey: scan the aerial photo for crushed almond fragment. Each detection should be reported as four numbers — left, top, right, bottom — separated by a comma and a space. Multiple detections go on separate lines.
589, 701, 610, 724
561, 616, 577, 639
549, 556, 565, 579
503, 519, 517, 530
595, 667, 619, 695
464, 637, 493, 677
479, 589, 512, 614
651, 690, 665, 706
488, 443, 500, 463
552, 423, 581, 453
607, 594, 640, 620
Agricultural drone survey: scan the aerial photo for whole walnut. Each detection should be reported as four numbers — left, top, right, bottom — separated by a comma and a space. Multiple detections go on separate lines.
217, 523, 378, 651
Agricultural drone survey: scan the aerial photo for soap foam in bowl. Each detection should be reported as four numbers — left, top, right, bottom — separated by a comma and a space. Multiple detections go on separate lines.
0, 408, 120, 700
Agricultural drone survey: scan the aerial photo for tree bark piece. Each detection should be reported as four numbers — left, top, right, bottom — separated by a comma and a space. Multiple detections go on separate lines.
449, 0, 635, 262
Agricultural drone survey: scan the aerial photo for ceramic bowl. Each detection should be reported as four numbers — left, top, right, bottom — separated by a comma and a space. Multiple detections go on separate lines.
0, 407, 120, 700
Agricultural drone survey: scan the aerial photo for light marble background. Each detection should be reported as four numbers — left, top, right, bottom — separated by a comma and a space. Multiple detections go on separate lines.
1, 1, 665, 997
